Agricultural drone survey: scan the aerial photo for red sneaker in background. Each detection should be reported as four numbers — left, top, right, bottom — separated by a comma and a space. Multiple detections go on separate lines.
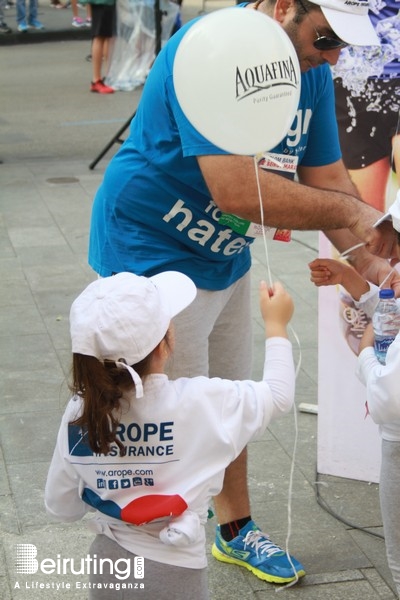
91, 80, 114, 94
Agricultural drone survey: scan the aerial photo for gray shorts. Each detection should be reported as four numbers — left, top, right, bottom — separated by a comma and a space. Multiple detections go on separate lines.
88, 534, 209, 600
167, 271, 253, 380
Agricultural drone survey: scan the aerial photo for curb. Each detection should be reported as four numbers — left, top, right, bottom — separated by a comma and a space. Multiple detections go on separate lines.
0, 27, 91, 45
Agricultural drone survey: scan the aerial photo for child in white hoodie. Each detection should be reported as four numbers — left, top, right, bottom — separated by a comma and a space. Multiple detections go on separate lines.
45, 271, 300, 599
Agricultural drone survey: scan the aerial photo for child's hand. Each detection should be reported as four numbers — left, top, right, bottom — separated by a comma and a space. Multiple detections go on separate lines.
308, 258, 347, 287
259, 281, 294, 339
359, 322, 374, 354
309, 258, 370, 300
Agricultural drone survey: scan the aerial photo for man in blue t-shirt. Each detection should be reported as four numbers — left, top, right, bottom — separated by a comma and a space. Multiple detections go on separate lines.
89, 0, 397, 586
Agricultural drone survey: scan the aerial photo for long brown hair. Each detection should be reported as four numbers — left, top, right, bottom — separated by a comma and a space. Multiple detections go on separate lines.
69, 353, 153, 457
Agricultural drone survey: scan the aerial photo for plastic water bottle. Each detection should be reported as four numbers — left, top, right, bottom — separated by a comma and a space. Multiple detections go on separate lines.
372, 289, 400, 364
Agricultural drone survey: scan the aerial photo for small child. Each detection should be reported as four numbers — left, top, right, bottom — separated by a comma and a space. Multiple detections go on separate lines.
309, 194, 400, 598
45, 271, 301, 599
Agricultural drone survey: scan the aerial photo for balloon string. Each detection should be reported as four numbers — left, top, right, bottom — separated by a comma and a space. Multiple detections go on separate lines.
253, 156, 302, 590
253, 155, 273, 287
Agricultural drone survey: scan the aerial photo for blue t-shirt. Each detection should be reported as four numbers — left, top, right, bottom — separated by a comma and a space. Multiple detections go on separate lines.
89, 13, 341, 289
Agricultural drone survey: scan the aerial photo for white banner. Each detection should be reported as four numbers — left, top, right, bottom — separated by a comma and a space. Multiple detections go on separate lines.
317, 233, 381, 483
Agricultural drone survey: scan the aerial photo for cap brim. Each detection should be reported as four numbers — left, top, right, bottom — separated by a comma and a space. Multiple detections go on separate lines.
374, 212, 392, 228
374, 195, 400, 233
150, 271, 197, 318
321, 7, 380, 46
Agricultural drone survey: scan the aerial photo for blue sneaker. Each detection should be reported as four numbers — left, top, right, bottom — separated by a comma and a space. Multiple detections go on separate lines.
212, 520, 306, 584
28, 19, 44, 29
17, 21, 28, 32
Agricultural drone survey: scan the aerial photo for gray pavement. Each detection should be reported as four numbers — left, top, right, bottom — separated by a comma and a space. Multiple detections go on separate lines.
0, 7, 398, 599
0, 0, 209, 44
0, 0, 92, 44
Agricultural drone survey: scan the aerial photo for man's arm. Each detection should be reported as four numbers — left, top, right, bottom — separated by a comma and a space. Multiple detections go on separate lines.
197, 155, 398, 258
298, 160, 400, 294
297, 159, 382, 255
297, 158, 358, 197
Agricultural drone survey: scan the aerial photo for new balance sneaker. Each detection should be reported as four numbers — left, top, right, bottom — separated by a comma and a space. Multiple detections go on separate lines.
212, 521, 306, 584
90, 79, 114, 94
28, 19, 44, 29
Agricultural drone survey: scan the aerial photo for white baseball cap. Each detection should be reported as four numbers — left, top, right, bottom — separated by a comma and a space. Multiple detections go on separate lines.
70, 272, 197, 397
374, 191, 400, 233
310, 0, 379, 46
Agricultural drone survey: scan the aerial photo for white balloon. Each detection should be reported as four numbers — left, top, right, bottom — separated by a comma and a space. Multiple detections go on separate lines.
173, 8, 301, 155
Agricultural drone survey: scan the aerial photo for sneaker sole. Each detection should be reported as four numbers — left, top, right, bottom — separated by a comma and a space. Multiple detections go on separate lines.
211, 543, 306, 584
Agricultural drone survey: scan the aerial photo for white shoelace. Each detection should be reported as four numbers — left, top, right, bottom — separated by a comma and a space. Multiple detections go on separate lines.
243, 530, 283, 558
342, 305, 369, 337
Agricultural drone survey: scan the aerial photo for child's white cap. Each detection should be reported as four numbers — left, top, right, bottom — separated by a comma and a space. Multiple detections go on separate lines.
70, 272, 197, 397
374, 191, 400, 233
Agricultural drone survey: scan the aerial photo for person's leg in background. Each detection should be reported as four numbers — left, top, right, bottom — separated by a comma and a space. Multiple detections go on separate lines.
16, 0, 28, 30
27, 0, 44, 29
346, 129, 400, 210
91, 35, 105, 78
71, 0, 86, 27
347, 159, 391, 211
90, 3, 115, 94
0, 0, 12, 32
391, 132, 400, 189
91, 36, 114, 93
85, 3, 91, 26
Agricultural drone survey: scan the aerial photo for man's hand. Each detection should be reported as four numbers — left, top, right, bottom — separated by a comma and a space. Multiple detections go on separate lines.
354, 255, 400, 297
364, 218, 400, 259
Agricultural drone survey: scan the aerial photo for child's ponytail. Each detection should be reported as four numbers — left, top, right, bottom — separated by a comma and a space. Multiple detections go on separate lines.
69, 354, 151, 456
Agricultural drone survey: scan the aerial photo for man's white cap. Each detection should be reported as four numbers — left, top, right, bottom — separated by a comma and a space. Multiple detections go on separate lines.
374, 191, 400, 233
70, 272, 197, 397
310, 0, 379, 46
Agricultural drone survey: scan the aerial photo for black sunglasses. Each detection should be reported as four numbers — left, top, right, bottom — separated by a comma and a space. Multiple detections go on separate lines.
297, 0, 348, 51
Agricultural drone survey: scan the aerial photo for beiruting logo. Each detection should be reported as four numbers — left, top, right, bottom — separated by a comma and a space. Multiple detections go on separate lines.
14, 544, 144, 592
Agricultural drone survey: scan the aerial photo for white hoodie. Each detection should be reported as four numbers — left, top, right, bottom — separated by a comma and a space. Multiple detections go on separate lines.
355, 284, 400, 441
45, 337, 294, 569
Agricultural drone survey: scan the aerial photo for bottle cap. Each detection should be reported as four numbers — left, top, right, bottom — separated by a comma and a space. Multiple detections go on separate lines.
379, 288, 395, 299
